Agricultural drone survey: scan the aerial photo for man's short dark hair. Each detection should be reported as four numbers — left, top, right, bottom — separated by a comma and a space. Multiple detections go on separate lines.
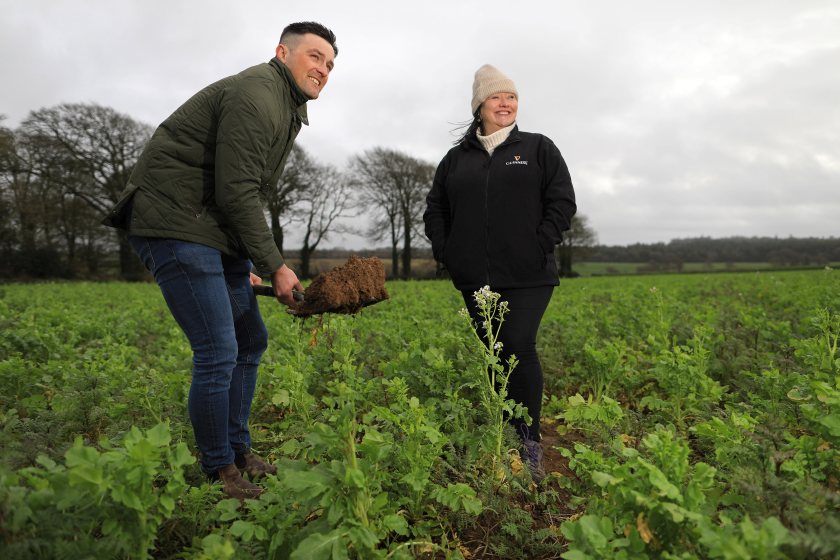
280, 22, 338, 57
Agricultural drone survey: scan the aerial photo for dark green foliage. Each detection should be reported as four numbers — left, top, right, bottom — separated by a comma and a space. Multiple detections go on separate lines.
1, 270, 839, 557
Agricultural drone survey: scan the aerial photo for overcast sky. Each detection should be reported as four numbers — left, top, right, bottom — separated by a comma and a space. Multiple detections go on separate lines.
2, 0, 838, 248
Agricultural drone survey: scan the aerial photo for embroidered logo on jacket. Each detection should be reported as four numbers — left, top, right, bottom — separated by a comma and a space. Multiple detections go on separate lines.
506, 155, 528, 166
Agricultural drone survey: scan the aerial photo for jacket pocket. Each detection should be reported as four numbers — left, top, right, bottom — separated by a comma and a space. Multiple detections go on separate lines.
536, 231, 555, 269
442, 235, 476, 285
102, 183, 141, 229
530, 231, 546, 269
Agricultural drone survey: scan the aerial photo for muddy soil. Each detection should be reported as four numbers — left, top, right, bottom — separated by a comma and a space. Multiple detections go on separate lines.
539, 417, 580, 482
291, 256, 389, 318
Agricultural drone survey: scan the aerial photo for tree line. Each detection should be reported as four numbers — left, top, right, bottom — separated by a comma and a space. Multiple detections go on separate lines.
586, 236, 840, 268
0, 103, 444, 280
17, 102, 818, 282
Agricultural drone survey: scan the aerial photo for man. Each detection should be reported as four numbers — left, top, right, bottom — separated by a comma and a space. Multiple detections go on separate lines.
103, 22, 338, 500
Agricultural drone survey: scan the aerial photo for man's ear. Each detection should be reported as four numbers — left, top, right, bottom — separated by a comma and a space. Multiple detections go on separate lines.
275, 43, 288, 62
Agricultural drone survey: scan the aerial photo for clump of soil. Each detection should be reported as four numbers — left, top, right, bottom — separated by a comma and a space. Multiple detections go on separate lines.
291, 256, 389, 318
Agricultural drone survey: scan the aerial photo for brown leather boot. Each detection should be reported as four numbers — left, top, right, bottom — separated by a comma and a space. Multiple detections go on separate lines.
235, 451, 278, 479
216, 463, 264, 501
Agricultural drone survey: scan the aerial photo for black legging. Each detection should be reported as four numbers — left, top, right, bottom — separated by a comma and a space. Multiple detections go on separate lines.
462, 285, 553, 441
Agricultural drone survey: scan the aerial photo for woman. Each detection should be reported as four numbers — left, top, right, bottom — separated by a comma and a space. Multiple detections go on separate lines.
423, 64, 576, 481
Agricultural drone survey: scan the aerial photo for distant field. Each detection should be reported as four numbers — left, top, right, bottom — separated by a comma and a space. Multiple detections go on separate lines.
286, 257, 439, 279
293, 257, 839, 279
572, 261, 840, 276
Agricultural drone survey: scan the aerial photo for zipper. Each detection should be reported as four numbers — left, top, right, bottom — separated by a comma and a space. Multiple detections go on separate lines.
186, 203, 204, 219
484, 150, 492, 286
475, 131, 521, 287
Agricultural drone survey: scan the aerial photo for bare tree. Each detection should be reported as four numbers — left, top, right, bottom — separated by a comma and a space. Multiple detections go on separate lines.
295, 164, 354, 278
0, 116, 118, 277
0, 124, 15, 256
0, 122, 73, 275
23, 131, 96, 273
19, 103, 152, 279
349, 150, 400, 277
0, 124, 37, 252
21, 103, 151, 214
264, 144, 319, 254
349, 147, 434, 278
556, 214, 598, 277
0, 121, 25, 268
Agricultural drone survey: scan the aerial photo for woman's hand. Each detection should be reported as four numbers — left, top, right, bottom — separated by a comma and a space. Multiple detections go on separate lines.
249, 272, 263, 286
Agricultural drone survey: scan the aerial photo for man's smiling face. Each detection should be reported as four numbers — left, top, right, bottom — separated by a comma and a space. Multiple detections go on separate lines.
276, 33, 335, 99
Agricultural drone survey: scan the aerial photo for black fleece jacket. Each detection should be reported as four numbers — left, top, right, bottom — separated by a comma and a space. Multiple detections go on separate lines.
423, 127, 576, 291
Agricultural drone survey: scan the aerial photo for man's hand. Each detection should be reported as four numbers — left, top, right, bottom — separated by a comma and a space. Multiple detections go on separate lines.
271, 264, 303, 307
249, 272, 263, 286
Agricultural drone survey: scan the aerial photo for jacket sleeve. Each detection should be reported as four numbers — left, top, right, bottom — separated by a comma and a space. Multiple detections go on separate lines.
214, 87, 285, 276
537, 136, 577, 253
423, 155, 451, 262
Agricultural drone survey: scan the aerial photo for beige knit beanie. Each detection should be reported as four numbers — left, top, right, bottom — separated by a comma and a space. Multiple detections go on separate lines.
471, 64, 518, 114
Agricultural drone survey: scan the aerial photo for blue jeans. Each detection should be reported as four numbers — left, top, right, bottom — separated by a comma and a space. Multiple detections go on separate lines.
129, 236, 269, 474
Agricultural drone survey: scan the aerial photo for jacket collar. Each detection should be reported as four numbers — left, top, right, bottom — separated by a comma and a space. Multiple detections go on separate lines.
269, 57, 310, 126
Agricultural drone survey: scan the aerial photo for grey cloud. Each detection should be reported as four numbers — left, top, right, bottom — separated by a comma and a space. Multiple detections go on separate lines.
2, 0, 837, 247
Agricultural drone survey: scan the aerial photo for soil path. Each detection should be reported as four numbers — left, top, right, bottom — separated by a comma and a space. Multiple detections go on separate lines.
539, 417, 576, 480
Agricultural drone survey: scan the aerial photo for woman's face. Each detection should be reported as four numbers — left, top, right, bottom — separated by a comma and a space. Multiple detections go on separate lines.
480, 92, 518, 135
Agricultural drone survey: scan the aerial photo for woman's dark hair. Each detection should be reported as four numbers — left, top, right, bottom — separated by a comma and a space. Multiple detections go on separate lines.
453, 109, 481, 146
280, 21, 338, 56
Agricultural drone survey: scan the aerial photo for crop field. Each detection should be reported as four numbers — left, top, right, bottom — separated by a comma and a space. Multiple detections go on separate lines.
571, 261, 785, 276
1, 269, 839, 559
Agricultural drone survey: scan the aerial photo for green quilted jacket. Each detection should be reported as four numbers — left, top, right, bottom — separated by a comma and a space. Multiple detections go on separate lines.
103, 57, 309, 275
